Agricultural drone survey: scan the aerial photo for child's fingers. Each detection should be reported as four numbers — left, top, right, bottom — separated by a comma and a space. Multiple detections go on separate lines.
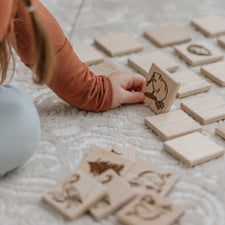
120, 89, 144, 104
121, 73, 145, 90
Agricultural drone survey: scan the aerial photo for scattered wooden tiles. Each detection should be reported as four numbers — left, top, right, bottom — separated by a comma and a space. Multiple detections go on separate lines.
191, 15, 225, 37
117, 191, 184, 225
128, 51, 179, 77
78, 149, 134, 178
75, 44, 104, 66
144, 24, 191, 47
42, 170, 107, 220
90, 170, 136, 221
145, 109, 202, 140
125, 160, 179, 196
174, 41, 224, 66
142, 63, 180, 114
215, 124, 225, 139
95, 32, 144, 57
91, 146, 136, 163
201, 61, 225, 86
89, 61, 127, 76
164, 132, 225, 167
181, 94, 225, 124
218, 35, 225, 48
172, 70, 211, 98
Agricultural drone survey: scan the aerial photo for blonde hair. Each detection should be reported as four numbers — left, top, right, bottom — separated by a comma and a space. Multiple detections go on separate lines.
0, 0, 55, 85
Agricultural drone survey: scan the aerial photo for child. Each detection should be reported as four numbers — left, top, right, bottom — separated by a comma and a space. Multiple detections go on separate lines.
0, 0, 145, 176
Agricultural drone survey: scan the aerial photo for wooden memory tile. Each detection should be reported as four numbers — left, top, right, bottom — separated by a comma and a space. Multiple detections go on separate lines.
145, 109, 202, 141
164, 132, 225, 167
218, 35, 225, 48
78, 149, 134, 178
89, 61, 127, 76
172, 70, 211, 98
117, 191, 184, 225
144, 24, 191, 47
89, 170, 136, 221
125, 160, 179, 196
201, 61, 225, 86
42, 170, 107, 220
174, 40, 224, 66
181, 94, 225, 124
128, 51, 179, 77
215, 124, 225, 140
91, 146, 136, 163
75, 44, 104, 66
95, 32, 144, 57
142, 63, 180, 114
191, 15, 225, 37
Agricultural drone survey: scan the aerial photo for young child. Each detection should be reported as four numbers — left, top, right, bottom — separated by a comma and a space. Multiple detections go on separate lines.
0, 0, 145, 176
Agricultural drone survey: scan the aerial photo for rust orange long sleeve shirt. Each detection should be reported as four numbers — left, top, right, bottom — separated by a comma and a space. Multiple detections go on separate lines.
1, 0, 113, 112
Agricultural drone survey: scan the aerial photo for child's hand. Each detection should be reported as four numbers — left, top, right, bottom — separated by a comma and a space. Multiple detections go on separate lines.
108, 72, 146, 108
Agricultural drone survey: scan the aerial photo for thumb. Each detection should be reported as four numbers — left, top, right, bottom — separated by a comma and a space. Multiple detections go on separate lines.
120, 90, 144, 104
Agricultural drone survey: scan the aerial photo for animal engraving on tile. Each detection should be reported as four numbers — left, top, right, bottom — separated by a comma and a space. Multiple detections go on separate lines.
126, 195, 172, 220
144, 72, 168, 110
88, 159, 124, 176
111, 149, 123, 155
94, 195, 111, 209
187, 44, 211, 56
50, 174, 82, 208
128, 171, 172, 193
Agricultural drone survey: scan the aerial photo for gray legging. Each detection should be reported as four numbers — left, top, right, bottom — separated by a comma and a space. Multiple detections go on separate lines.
0, 85, 40, 176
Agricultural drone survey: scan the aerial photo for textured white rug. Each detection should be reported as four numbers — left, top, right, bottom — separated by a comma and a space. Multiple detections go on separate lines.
1, 0, 225, 225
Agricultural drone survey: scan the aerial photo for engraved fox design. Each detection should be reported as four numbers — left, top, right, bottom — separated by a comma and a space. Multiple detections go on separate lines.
187, 44, 211, 56
144, 72, 168, 110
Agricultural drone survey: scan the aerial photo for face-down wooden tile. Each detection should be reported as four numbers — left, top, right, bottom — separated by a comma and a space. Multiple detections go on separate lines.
171, 70, 211, 98
218, 35, 225, 48
91, 146, 136, 163
201, 61, 225, 86
128, 51, 179, 77
75, 44, 104, 66
180, 94, 225, 125
78, 149, 134, 178
145, 109, 202, 141
215, 124, 225, 140
142, 63, 180, 114
144, 24, 191, 47
95, 32, 144, 57
42, 170, 107, 220
174, 40, 224, 66
164, 132, 225, 167
116, 191, 184, 225
89, 61, 127, 76
191, 15, 225, 37
89, 170, 136, 221
124, 160, 179, 196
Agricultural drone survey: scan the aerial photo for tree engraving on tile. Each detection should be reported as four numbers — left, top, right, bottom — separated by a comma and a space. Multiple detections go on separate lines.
187, 44, 211, 56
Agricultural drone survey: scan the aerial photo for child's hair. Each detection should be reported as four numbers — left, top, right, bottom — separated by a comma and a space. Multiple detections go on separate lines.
0, 0, 55, 85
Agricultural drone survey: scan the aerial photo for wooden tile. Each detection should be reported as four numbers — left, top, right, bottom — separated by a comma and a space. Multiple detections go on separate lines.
201, 61, 225, 86
218, 35, 225, 48
145, 109, 202, 141
142, 63, 180, 114
164, 132, 225, 167
117, 191, 184, 225
191, 15, 225, 37
128, 51, 179, 77
89, 170, 136, 221
172, 70, 211, 98
215, 124, 225, 139
91, 146, 136, 163
89, 62, 127, 76
95, 32, 144, 57
144, 24, 191, 47
181, 94, 225, 124
78, 149, 134, 178
75, 44, 104, 66
174, 41, 224, 66
125, 160, 179, 196
42, 170, 107, 220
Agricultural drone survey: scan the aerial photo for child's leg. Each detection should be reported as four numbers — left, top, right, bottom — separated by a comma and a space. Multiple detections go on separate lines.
0, 85, 41, 176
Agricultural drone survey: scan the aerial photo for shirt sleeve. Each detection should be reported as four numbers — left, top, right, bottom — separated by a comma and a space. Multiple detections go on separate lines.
13, 0, 113, 112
